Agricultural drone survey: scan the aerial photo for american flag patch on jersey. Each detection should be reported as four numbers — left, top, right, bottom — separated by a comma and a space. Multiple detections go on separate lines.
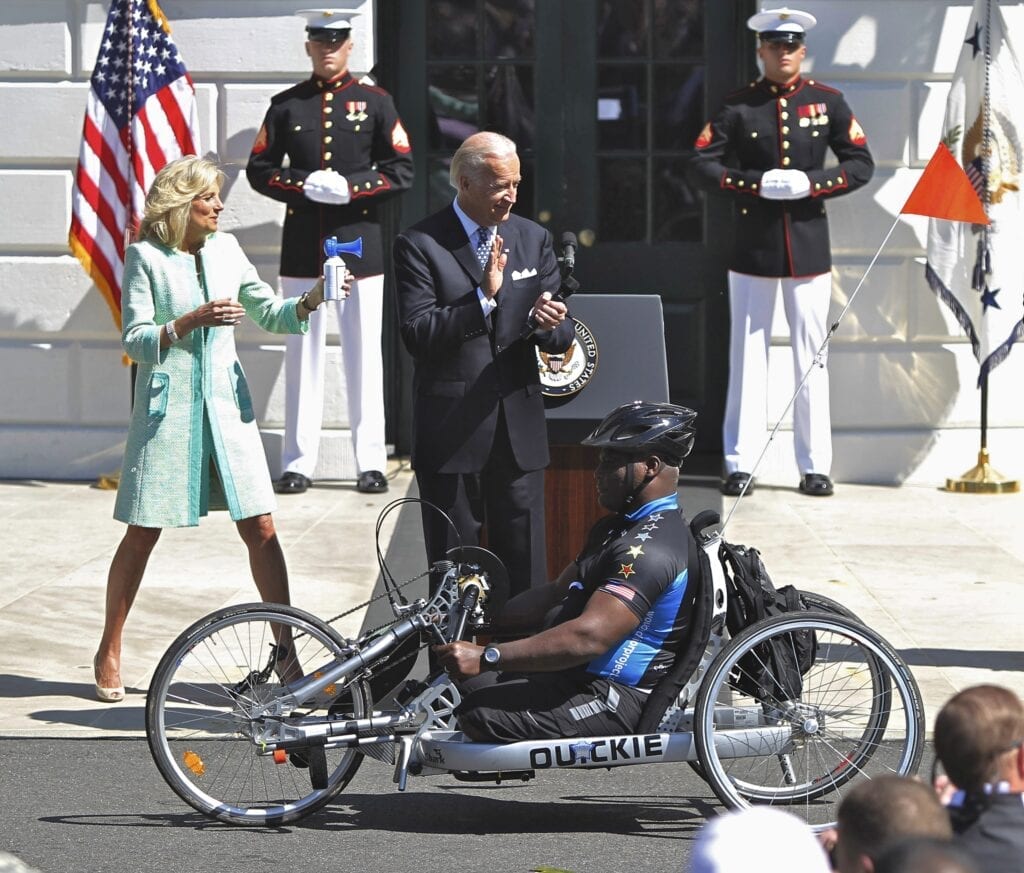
601, 582, 638, 602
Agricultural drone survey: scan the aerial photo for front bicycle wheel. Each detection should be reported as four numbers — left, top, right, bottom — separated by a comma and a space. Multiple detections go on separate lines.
693, 612, 924, 830
146, 603, 371, 826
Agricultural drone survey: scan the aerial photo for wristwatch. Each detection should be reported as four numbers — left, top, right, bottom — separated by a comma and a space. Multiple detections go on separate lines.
481, 645, 502, 671
298, 291, 318, 313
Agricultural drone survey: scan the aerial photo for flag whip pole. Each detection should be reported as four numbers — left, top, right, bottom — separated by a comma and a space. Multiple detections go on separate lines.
721, 215, 903, 534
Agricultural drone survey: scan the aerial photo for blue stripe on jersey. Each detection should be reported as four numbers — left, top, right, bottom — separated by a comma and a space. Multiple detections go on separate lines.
625, 493, 679, 522
587, 566, 689, 686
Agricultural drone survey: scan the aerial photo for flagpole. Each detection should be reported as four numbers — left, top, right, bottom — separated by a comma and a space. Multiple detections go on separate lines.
944, 373, 1019, 492
98, 0, 138, 493
943, 0, 1019, 494
722, 216, 903, 533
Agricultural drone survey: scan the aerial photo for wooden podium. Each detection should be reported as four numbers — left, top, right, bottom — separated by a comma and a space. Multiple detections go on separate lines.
543, 294, 670, 576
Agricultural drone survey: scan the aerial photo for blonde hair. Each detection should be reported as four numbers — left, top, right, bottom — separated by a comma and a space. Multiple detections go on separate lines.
449, 131, 517, 189
138, 155, 225, 248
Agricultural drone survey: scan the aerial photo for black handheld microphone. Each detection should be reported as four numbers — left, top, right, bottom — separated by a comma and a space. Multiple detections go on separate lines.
521, 240, 581, 340
520, 281, 579, 339
559, 232, 577, 275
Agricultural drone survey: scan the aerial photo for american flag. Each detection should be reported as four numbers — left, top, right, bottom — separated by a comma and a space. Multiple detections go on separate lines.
68, 0, 200, 330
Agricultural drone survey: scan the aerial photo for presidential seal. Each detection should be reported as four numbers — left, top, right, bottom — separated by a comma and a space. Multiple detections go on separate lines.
537, 317, 598, 397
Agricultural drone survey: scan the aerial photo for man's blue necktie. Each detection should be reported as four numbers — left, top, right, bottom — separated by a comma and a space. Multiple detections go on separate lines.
475, 226, 492, 268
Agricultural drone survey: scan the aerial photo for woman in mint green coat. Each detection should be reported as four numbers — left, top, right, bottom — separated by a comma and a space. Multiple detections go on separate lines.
94, 156, 334, 702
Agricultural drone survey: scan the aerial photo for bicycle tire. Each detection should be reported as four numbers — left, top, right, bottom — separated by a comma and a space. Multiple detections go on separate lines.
687, 592, 859, 785
146, 602, 371, 826
797, 590, 861, 623
693, 611, 924, 830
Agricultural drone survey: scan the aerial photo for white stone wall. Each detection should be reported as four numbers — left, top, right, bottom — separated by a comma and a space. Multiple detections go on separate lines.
759, 0, 1024, 485
1, 1, 1021, 485
0, 0, 375, 481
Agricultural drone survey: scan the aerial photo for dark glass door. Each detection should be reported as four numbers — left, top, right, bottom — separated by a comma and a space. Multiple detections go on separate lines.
386, 0, 754, 460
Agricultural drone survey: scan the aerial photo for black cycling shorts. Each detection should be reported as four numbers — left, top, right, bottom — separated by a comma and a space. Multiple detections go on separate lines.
455, 670, 647, 743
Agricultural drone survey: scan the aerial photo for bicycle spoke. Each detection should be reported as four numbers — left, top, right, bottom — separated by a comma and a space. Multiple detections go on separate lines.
695, 614, 924, 829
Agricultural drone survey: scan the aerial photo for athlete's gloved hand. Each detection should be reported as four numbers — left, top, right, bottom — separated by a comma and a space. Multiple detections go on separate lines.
304, 170, 351, 205
759, 169, 811, 200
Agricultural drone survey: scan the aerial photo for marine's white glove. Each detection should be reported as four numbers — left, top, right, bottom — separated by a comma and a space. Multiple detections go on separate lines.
304, 170, 351, 205
760, 169, 811, 200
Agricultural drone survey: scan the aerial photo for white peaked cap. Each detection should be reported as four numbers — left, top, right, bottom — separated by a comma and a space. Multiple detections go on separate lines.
296, 8, 361, 33
746, 7, 817, 36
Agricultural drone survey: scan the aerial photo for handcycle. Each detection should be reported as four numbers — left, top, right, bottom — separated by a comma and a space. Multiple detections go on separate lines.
145, 500, 925, 830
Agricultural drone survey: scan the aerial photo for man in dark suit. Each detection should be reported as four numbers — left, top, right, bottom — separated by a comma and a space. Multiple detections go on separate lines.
687, 7, 873, 499
394, 132, 574, 597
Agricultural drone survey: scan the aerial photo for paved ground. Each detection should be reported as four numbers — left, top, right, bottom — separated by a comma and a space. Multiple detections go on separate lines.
2, 466, 1022, 736
0, 467, 1022, 872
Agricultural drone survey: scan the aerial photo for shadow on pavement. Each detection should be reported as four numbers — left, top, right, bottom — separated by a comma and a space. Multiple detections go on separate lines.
897, 648, 1024, 671
42, 786, 717, 838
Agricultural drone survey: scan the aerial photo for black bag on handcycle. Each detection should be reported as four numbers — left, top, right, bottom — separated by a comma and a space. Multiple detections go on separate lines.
719, 541, 817, 701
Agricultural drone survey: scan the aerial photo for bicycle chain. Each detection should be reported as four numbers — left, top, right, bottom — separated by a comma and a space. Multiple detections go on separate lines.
321, 568, 431, 636
284, 569, 436, 680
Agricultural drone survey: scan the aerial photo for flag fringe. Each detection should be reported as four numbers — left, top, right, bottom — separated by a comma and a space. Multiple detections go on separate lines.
924, 260, 1024, 386
68, 230, 122, 332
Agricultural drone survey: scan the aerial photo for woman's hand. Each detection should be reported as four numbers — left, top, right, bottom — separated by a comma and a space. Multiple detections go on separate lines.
296, 278, 325, 321
192, 298, 245, 328
301, 272, 354, 316
305, 277, 326, 310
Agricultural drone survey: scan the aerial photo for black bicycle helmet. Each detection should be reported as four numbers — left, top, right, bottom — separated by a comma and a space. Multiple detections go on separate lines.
581, 400, 697, 466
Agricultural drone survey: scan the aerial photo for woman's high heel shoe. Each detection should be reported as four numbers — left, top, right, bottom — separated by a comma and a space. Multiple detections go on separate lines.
93, 654, 125, 703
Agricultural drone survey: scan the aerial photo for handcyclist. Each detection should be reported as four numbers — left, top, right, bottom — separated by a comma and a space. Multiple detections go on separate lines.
434, 400, 699, 742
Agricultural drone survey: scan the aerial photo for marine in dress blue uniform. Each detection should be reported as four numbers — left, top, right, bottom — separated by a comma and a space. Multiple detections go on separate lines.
687, 7, 873, 498
246, 9, 413, 494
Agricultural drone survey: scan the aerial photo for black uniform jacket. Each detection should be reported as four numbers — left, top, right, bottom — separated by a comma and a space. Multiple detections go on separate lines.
687, 76, 873, 277
394, 207, 575, 475
246, 72, 414, 278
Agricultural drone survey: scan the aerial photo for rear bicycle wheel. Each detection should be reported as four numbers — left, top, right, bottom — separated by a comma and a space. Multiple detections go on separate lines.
798, 590, 861, 623
693, 612, 924, 830
687, 593, 858, 786
146, 602, 371, 826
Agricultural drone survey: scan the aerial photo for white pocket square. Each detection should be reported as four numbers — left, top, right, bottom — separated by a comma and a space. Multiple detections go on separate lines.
511, 267, 538, 281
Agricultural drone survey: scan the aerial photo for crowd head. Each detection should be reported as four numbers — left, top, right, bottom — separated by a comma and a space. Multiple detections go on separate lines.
874, 837, 979, 873
688, 806, 830, 873
832, 775, 952, 873
934, 683, 1024, 794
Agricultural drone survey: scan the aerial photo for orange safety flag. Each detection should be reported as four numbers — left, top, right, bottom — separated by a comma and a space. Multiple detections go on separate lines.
900, 143, 989, 225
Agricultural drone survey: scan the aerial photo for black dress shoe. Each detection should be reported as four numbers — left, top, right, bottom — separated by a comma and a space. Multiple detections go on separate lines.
799, 473, 834, 496
274, 472, 312, 494
356, 470, 388, 493
720, 472, 755, 497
